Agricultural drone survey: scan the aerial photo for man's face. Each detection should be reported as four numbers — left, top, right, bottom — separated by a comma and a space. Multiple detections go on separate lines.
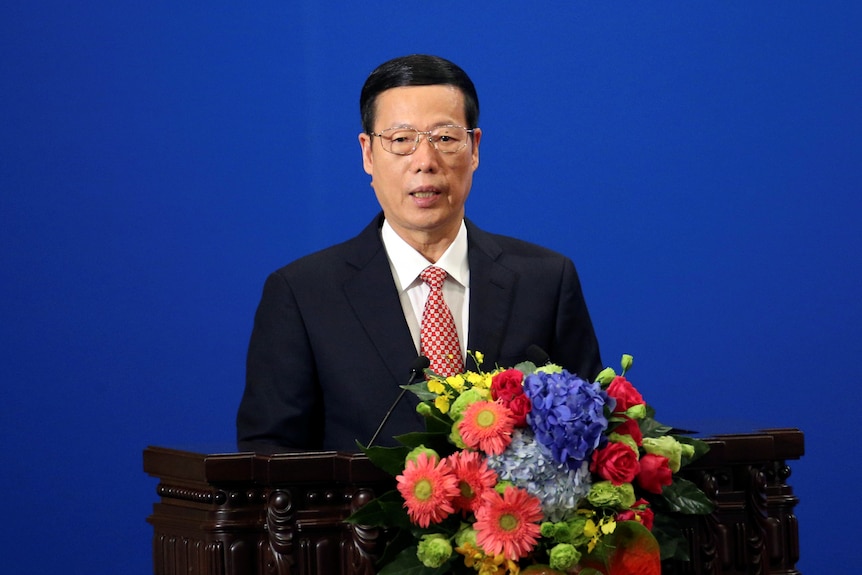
359, 85, 481, 248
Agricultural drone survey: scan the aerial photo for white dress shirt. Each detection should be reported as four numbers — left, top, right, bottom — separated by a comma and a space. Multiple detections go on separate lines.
381, 219, 470, 361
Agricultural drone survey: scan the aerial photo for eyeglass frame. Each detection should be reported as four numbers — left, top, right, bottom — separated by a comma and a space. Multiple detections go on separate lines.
368, 124, 477, 155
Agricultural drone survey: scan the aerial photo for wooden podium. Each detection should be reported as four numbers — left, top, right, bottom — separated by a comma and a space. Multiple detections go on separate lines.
144, 428, 803, 575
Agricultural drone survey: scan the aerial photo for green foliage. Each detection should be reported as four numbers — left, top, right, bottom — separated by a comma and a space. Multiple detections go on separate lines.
358, 443, 411, 476
402, 382, 437, 402
676, 435, 710, 466
580, 520, 661, 574
639, 416, 673, 439
345, 490, 413, 530
651, 514, 691, 562
377, 545, 437, 575
661, 477, 715, 515
393, 430, 452, 454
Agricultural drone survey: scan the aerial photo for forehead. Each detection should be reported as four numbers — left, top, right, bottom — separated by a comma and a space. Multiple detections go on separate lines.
373, 85, 467, 128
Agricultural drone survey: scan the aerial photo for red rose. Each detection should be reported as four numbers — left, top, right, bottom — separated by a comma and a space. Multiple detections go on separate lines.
590, 442, 640, 485
616, 498, 654, 530
491, 369, 525, 402
606, 376, 645, 414
506, 393, 531, 427
637, 453, 673, 494
613, 417, 643, 446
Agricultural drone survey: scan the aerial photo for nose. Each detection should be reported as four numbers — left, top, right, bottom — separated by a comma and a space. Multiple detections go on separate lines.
411, 134, 439, 172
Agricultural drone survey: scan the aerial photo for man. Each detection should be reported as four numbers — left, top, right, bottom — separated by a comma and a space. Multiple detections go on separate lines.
236, 54, 601, 452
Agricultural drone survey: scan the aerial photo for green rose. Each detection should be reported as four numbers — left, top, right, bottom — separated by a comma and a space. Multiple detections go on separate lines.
455, 524, 477, 548
625, 403, 647, 420
417, 534, 452, 568
608, 432, 638, 453
449, 423, 467, 449
681, 442, 696, 459
615, 482, 636, 509
536, 363, 564, 374
595, 367, 617, 385
643, 436, 683, 472
549, 543, 581, 571
620, 354, 633, 373
449, 388, 484, 421
405, 445, 439, 465
566, 516, 590, 547
494, 480, 514, 495
587, 480, 622, 507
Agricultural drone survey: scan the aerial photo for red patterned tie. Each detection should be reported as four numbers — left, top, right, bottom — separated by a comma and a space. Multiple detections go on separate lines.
420, 266, 464, 377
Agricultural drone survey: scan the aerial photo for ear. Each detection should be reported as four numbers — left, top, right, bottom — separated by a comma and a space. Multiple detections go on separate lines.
470, 128, 482, 171
358, 132, 374, 175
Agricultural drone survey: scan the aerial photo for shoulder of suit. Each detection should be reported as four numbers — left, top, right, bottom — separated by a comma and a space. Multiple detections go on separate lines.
466, 218, 569, 262
271, 213, 385, 279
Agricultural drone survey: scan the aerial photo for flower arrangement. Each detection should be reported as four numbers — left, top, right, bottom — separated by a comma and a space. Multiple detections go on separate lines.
348, 352, 713, 574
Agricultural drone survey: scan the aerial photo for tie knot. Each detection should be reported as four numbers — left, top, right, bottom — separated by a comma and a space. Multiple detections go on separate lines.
420, 266, 447, 290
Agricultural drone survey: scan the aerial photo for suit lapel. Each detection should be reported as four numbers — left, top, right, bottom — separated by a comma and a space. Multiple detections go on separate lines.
342, 215, 418, 382
465, 220, 517, 367
340, 216, 518, 377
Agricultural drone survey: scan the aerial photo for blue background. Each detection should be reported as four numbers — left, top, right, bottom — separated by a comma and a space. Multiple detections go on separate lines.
2, 2, 860, 572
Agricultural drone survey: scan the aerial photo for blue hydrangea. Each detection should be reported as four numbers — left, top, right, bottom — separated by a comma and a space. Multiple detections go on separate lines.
524, 369, 612, 470
486, 429, 592, 522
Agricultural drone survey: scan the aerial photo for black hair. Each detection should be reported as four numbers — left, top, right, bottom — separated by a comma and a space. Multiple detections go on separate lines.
359, 54, 480, 134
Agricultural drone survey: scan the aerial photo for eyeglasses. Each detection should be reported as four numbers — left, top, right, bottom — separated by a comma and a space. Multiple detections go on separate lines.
369, 125, 475, 155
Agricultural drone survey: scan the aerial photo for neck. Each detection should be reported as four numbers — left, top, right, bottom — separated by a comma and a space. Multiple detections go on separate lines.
390, 219, 463, 263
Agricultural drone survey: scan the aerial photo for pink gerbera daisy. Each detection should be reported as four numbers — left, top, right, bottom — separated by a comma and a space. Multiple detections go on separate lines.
458, 401, 515, 455
396, 452, 460, 527
446, 450, 499, 514
474, 485, 544, 560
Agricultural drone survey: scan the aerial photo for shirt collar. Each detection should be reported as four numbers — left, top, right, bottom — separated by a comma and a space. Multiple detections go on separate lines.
381, 219, 469, 291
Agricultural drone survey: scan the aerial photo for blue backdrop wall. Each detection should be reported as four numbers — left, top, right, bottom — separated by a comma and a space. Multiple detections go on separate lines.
2, 2, 860, 572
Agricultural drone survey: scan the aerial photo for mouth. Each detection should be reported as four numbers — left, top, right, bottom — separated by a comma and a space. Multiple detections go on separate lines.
409, 186, 441, 198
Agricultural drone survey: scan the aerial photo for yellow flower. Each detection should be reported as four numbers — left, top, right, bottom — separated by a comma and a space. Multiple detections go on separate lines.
427, 378, 446, 395
476, 553, 519, 575
447, 374, 467, 392
466, 371, 486, 387
435, 393, 452, 414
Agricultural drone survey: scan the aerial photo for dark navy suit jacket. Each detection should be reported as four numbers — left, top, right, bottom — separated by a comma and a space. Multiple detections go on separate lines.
236, 213, 601, 451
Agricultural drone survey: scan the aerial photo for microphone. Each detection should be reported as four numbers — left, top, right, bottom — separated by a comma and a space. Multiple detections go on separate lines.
366, 355, 430, 448
526, 344, 551, 366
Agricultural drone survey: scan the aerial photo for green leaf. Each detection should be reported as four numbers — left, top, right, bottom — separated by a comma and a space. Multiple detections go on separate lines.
676, 435, 710, 466
651, 514, 691, 562
661, 477, 715, 515
403, 382, 437, 402
393, 430, 454, 455
345, 490, 410, 527
377, 545, 450, 575
639, 416, 673, 439
513, 360, 538, 375
357, 443, 410, 476
580, 521, 661, 575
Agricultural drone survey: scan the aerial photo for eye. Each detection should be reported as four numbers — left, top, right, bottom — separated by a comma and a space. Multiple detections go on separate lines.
387, 130, 416, 143
432, 127, 465, 142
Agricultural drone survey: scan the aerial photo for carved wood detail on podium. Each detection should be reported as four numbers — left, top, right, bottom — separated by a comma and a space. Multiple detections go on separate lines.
662, 428, 804, 575
145, 428, 803, 575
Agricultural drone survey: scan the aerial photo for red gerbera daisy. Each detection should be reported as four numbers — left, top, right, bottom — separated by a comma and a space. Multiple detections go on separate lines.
396, 452, 460, 527
446, 450, 499, 514
458, 400, 515, 455
474, 485, 544, 560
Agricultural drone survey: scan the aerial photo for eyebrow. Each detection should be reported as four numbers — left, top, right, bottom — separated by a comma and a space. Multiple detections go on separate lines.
382, 122, 463, 131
